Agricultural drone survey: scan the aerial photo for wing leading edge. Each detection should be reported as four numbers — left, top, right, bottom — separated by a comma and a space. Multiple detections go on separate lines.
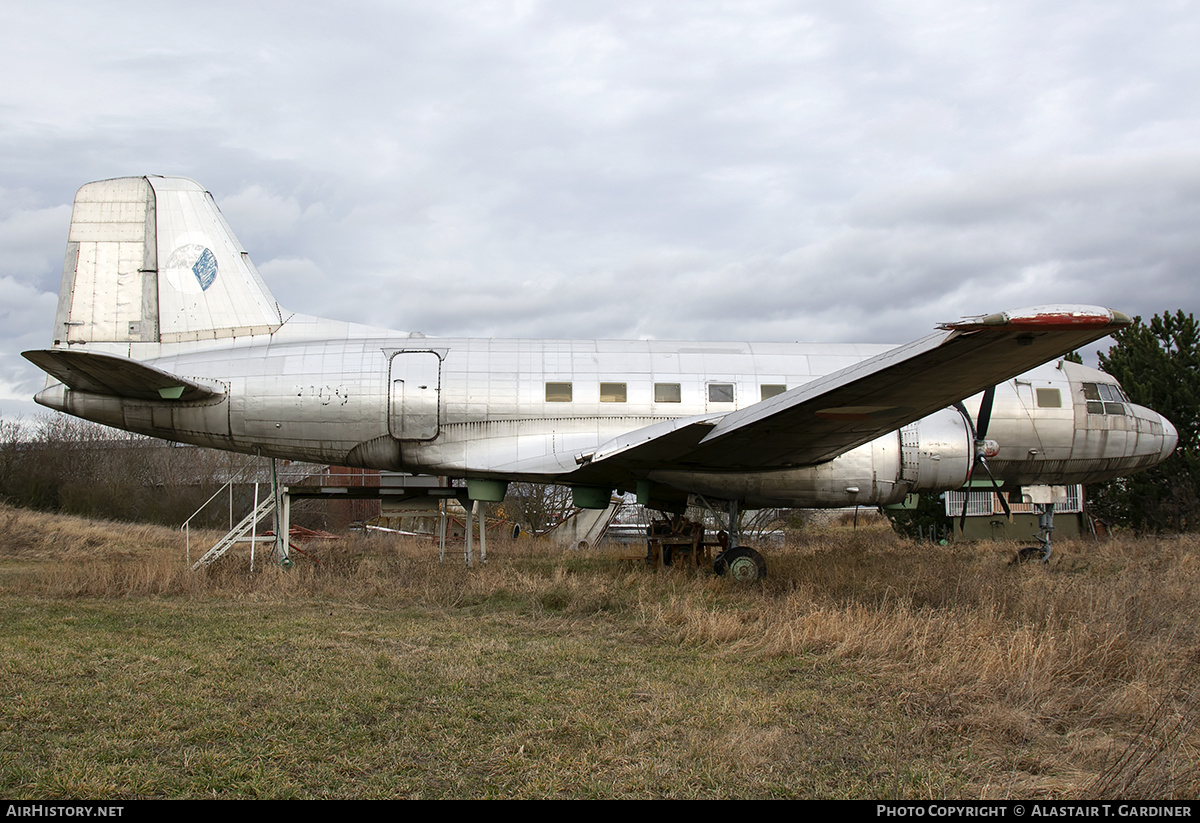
576, 305, 1129, 481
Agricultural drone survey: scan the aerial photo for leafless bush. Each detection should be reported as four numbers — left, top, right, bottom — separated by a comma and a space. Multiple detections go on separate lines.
0, 414, 277, 527
500, 482, 576, 533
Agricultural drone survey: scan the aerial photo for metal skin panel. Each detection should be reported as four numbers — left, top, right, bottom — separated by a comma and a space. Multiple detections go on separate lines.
24, 176, 1181, 511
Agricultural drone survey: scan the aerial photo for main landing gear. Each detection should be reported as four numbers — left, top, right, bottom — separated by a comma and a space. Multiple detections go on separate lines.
713, 545, 768, 582
647, 498, 769, 582
710, 498, 767, 582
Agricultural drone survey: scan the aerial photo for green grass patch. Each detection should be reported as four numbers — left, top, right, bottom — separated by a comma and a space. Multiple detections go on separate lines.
1, 504, 1198, 798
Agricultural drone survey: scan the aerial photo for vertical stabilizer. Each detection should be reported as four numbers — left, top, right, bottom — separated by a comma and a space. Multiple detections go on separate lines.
147, 176, 283, 342
54, 175, 285, 347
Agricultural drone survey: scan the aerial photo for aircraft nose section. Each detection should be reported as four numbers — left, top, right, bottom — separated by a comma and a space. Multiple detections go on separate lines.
1159, 414, 1178, 462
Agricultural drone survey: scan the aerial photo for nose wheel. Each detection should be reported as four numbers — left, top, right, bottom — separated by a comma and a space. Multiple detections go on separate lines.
713, 546, 767, 582
1013, 502, 1055, 564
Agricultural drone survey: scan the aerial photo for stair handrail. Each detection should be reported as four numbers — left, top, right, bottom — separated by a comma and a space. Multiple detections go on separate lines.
181, 462, 258, 566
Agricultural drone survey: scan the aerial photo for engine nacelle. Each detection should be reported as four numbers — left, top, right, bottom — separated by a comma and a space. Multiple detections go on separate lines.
649, 407, 974, 508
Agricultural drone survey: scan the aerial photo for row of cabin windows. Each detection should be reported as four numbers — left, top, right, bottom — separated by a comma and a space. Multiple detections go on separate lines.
545, 382, 788, 403
546, 380, 1133, 413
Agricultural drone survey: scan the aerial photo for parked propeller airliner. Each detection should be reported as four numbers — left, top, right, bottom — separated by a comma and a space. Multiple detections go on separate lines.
24, 176, 1178, 577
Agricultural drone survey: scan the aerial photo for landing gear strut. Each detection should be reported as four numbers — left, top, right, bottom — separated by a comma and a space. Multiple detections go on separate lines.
644, 497, 770, 582
705, 497, 768, 582
1014, 502, 1055, 564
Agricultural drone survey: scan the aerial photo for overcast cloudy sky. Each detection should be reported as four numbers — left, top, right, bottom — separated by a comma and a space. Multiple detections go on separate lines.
2, 0, 1197, 420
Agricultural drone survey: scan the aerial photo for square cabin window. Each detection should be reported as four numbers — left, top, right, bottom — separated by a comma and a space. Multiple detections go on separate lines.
654, 383, 681, 403
761, 384, 787, 401
545, 382, 572, 402
600, 382, 627, 402
708, 383, 735, 404
1035, 388, 1062, 408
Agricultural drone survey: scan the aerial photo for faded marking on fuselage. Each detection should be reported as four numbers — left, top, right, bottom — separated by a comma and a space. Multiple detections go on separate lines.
296, 385, 350, 406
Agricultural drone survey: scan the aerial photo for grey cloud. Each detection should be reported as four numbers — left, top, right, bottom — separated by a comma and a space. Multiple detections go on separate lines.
4, 1, 1200, 420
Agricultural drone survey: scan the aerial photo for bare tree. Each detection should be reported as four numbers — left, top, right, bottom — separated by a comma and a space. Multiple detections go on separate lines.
499, 482, 576, 534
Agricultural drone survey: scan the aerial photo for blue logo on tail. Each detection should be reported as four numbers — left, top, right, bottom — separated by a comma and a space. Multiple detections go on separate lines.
192, 248, 218, 291
165, 244, 218, 292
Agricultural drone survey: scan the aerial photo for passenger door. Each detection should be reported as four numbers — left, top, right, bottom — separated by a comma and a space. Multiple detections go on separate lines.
388, 352, 441, 440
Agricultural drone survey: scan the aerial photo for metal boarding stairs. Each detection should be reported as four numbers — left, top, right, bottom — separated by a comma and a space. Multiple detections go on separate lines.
182, 458, 298, 571
189, 493, 277, 569
182, 462, 504, 570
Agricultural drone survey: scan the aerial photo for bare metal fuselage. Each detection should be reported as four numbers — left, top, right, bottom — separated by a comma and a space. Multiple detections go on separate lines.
34, 316, 1175, 509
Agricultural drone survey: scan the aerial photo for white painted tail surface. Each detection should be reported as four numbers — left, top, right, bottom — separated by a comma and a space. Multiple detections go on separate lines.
54, 175, 284, 347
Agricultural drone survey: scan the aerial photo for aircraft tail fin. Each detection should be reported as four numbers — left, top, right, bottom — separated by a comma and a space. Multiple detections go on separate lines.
52, 175, 284, 347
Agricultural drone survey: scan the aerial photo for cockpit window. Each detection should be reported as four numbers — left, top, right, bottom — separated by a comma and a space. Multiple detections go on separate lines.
1082, 383, 1128, 415
1084, 382, 1127, 401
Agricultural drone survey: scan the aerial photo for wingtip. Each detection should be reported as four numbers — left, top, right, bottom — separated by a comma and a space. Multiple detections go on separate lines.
940, 306, 1132, 331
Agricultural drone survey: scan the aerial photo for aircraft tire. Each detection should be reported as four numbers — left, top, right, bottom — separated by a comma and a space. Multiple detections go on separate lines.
714, 546, 767, 582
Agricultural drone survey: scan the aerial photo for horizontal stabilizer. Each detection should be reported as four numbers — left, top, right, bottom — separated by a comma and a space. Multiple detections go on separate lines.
23, 349, 224, 402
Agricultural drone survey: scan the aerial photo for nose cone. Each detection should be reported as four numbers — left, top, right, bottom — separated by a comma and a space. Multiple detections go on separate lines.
1160, 414, 1179, 463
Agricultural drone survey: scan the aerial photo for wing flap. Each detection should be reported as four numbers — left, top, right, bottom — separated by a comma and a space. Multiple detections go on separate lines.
23, 349, 224, 402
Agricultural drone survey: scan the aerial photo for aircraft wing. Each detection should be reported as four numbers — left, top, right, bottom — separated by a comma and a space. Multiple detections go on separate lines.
578, 306, 1129, 479
23, 349, 224, 402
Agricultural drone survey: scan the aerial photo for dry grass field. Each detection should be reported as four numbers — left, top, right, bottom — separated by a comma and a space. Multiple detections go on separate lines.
1, 502, 1198, 799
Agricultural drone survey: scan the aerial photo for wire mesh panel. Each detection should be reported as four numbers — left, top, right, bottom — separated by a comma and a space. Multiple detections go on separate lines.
944, 485, 1083, 517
